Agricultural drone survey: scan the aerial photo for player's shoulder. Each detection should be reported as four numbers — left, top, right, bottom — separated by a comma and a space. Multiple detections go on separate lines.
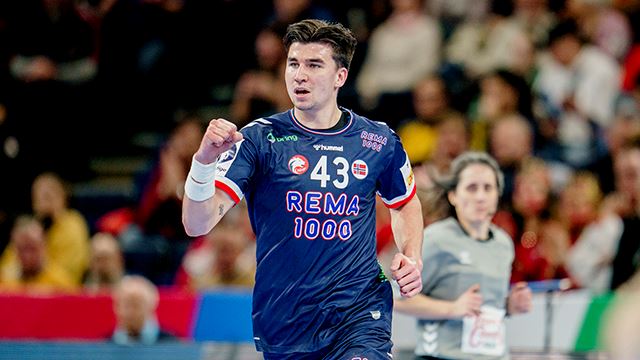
424, 218, 461, 246
348, 109, 399, 147
240, 110, 291, 136
350, 110, 394, 133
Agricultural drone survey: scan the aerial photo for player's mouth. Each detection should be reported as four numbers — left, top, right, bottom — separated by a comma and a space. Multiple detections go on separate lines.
294, 88, 310, 96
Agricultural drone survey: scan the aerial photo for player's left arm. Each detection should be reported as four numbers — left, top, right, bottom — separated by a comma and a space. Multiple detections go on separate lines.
389, 195, 424, 298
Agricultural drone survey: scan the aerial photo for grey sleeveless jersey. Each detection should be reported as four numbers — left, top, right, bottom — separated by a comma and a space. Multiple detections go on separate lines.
415, 217, 514, 360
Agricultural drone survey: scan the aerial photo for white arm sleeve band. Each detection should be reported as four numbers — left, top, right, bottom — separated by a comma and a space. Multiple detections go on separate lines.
184, 157, 217, 202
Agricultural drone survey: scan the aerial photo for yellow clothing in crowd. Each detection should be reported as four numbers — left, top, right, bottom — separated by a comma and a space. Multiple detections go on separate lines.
0, 261, 76, 293
397, 121, 439, 165
0, 209, 90, 284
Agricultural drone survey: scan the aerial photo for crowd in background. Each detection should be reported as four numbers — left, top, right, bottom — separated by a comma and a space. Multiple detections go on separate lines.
1, 0, 640, 342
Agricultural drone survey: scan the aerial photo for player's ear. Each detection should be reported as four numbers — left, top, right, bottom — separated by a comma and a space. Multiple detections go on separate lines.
447, 191, 456, 207
335, 67, 348, 88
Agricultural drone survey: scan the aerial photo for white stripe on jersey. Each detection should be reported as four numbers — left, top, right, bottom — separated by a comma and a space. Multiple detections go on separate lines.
242, 118, 272, 130
378, 184, 414, 206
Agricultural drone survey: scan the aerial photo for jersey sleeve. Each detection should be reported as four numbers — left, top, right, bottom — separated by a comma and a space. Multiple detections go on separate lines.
214, 134, 259, 204
376, 132, 416, 208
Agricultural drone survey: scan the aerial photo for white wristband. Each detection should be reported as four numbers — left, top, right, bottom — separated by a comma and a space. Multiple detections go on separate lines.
184, 157, 217, 201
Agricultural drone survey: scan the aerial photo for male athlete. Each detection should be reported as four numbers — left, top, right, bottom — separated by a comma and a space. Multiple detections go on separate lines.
183, 19, 423, 359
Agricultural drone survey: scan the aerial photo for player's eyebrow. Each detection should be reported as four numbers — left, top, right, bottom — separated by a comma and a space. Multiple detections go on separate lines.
287, 56, 326, 65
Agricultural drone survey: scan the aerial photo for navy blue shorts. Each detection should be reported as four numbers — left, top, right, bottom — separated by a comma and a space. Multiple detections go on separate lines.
262, 283, 393, 360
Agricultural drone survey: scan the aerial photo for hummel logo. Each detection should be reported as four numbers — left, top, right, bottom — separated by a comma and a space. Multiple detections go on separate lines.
313, 144, 344, 152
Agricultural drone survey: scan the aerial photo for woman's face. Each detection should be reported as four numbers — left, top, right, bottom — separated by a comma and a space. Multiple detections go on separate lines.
448, 163, 499, 226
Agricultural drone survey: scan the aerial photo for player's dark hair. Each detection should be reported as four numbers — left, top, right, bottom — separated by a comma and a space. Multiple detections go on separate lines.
283, 19, 357, 70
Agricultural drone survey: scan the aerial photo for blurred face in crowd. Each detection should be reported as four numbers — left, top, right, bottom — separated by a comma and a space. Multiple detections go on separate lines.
615, 148, 640, 197
550, 35, 581, 66
256, 29, 285, 71
114, 278, 158, 336
490, 116, 532, 166
558, 174, 601, 229
481, 75, 519, 114
606, 117, 640, 155
285, 42, 347, 113
13, 220, 46, 277
433, 116, 469, 169
413, 77, 448, 121
90, 233, 123, 285
448, 163, 500, 228
513, 163, 550, 217
167, 120, 203, 162
32, 173, 67, 218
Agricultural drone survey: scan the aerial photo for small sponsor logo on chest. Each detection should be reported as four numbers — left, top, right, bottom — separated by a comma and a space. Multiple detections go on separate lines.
288, 155, 309, 175
313, 144, 344, 152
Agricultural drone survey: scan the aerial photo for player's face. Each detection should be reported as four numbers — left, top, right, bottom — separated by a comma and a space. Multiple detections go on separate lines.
285, 42, 347, 112
448, 163, 499, 226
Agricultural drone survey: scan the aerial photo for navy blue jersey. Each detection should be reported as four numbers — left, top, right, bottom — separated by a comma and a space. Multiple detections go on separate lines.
214, 108, 416, 353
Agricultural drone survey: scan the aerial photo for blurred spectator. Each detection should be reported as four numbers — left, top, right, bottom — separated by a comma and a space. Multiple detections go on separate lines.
608, 136, 640, 290
356, 0, 441, 126
566, 0, 632, 61
430, 114, 471, 173
533, 19, 620, 167
230, 23, 291, 127
427, 0, 490, 40
1, 172, 90, 284
32, 172, 90, 283
604, 127, 640, 217
445, 0, 532, 79
565, 135, 640, 292
488, 114, 535, 200
511, 0, 558, 49
179, 225, 254, 290
555, 171, 603, 244
588, 92, 640, 194
111, 275, 177, 345
0, 215, 76, 292
117, 116, 204, 284
469, 69, 535, 152
83, 232, 125, 293
494, 159, 551, 233
175, 202, 255, 289
397, 75, 464, 165
508, 171, 601, 283
492, 158, 564, 282
565, 210, 623, 293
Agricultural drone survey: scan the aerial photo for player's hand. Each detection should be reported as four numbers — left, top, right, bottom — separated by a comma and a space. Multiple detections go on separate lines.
390, 253, 423, 298
194, 118, 243, 164
451, 284, 483, 318
507, 282, 532, 315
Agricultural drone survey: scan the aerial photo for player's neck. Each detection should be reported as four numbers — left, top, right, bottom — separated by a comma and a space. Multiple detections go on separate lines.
294, 105, 342, 130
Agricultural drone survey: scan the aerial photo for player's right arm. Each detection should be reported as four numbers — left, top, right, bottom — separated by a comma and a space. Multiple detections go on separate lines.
182, 118, 243, 237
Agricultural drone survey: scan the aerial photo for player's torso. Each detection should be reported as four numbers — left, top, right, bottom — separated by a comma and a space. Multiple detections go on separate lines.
246, 110, 392, 246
